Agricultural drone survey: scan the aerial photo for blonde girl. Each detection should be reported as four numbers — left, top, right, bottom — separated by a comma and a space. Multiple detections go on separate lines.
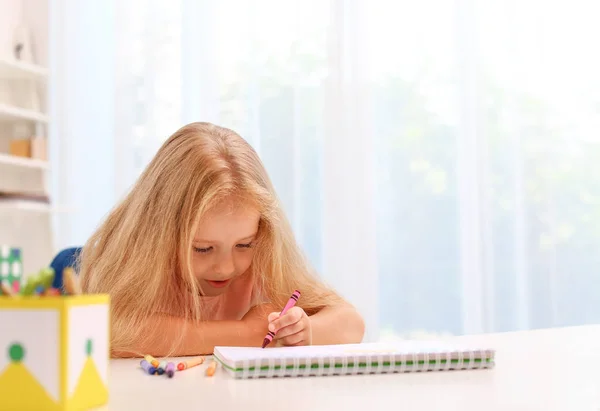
79, 122, 365, 357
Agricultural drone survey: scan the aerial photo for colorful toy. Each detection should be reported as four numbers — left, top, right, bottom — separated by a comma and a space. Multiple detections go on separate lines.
0, 293, 110, 410
0, 246, 23, 294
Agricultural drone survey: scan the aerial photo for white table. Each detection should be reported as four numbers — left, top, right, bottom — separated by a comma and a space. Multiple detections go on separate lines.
99, 325, 600, 411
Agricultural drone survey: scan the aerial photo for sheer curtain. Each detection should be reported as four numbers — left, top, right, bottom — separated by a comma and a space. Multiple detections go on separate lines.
50, 0, 600, 341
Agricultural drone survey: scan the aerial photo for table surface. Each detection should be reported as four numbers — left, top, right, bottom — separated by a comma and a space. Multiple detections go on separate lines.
98, 325, 600, 411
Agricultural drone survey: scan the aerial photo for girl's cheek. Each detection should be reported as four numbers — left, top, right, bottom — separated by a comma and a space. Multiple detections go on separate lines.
191, 258, 210, 279
236, 253, 254, 271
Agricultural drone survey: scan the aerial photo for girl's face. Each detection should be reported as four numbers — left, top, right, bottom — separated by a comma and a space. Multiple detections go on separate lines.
191, 201, 260, 296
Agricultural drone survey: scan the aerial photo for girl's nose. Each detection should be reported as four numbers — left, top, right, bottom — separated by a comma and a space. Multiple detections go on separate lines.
214, 252, 235, 276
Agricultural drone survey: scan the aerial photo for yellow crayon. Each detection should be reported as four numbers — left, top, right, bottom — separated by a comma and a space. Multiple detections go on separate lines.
177, 356, 204, 371
144, 354, 159, 368
206, 360, 217, 377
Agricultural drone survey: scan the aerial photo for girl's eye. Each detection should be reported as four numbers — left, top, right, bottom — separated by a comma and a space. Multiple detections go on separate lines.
236, 242, 253, 249
193, 246, 213, 254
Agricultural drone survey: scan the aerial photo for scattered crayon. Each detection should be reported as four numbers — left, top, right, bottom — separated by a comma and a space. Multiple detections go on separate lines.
156, 361, 167, 375
166, 362, 175, 378
144, 354, 159, 368
140, 359, 156, 375
206, 360, 217, 377
177, 356, 204, 371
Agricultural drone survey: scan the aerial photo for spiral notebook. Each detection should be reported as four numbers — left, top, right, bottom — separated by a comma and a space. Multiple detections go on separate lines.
213, 341, 495, 379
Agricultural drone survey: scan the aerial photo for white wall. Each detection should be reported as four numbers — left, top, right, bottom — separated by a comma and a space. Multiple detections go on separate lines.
48, 0, 117, 253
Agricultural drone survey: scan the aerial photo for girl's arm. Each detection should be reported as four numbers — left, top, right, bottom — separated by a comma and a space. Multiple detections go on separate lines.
112, 304, 275, 358
309, 302, 365, 345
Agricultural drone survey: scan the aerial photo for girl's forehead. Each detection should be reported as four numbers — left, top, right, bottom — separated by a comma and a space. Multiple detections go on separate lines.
194, 202, 260, 240
206, 196, 260, 218
203, 204, 259, 222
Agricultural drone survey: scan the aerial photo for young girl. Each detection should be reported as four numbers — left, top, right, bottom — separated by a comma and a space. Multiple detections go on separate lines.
79, 122, 365, 357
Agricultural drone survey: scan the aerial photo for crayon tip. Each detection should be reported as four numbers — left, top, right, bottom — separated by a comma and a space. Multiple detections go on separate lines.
261, 338, 270, 348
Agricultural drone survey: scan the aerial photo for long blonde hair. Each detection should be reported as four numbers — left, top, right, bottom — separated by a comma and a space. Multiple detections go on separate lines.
79, 122, 341, 354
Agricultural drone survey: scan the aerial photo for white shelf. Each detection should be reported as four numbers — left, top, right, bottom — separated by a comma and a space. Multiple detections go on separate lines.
0, 200, 71, 213
0, 57, 48, 80
0, 200, 50, 212
0, 153, 48, 170
0, 103, 48, 123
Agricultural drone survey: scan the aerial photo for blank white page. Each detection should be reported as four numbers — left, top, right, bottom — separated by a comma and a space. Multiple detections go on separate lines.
214, 341, 493, 363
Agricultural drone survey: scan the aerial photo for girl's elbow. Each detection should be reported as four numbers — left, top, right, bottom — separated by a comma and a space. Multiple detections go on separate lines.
356, 313, 366, 342
347, 307, 366, 343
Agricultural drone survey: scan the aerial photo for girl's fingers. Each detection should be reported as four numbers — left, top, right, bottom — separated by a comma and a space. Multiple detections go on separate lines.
273, 319, 304, 339
269, 306, 303, 332
268, 312, 280, 323
280, 331, 305, 346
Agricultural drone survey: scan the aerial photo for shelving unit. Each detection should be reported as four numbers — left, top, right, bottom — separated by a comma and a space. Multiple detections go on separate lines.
0, 52, 55, 276
0, 152, 48, 169
0, 56, 48, 80
0, 102, 49, 123
0, 200, 51, 212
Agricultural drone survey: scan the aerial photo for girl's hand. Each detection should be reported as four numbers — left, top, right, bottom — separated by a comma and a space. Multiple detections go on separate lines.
267, 307, 312, 346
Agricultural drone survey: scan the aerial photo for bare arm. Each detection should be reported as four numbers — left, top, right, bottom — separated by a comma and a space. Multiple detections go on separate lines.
112, 304, 275, 358
310, 302, 365, 345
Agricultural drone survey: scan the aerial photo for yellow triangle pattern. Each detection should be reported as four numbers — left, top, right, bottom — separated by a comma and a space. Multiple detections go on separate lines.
69, 357, 108, 410
0, 363, 61, 411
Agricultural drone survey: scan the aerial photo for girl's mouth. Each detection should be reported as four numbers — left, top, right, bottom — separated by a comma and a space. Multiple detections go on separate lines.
206, 279, 231, 288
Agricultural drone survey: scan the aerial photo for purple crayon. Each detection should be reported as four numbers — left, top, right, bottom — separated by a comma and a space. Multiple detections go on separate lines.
166, 362, 175, 378
262, 290, 301, 348
140, 359, 157, 375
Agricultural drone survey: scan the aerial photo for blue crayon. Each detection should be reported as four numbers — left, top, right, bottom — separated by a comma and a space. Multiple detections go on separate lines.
140, 359, 156, 375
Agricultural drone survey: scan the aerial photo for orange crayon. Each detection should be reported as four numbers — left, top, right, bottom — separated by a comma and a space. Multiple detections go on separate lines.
177, 356, 204, 371
144, 354, 159, 368
206, 360, 217, 377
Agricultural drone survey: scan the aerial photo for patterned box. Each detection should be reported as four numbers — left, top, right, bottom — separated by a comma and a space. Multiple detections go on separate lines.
0, 294, 110, 410
0, 246, 23, 294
